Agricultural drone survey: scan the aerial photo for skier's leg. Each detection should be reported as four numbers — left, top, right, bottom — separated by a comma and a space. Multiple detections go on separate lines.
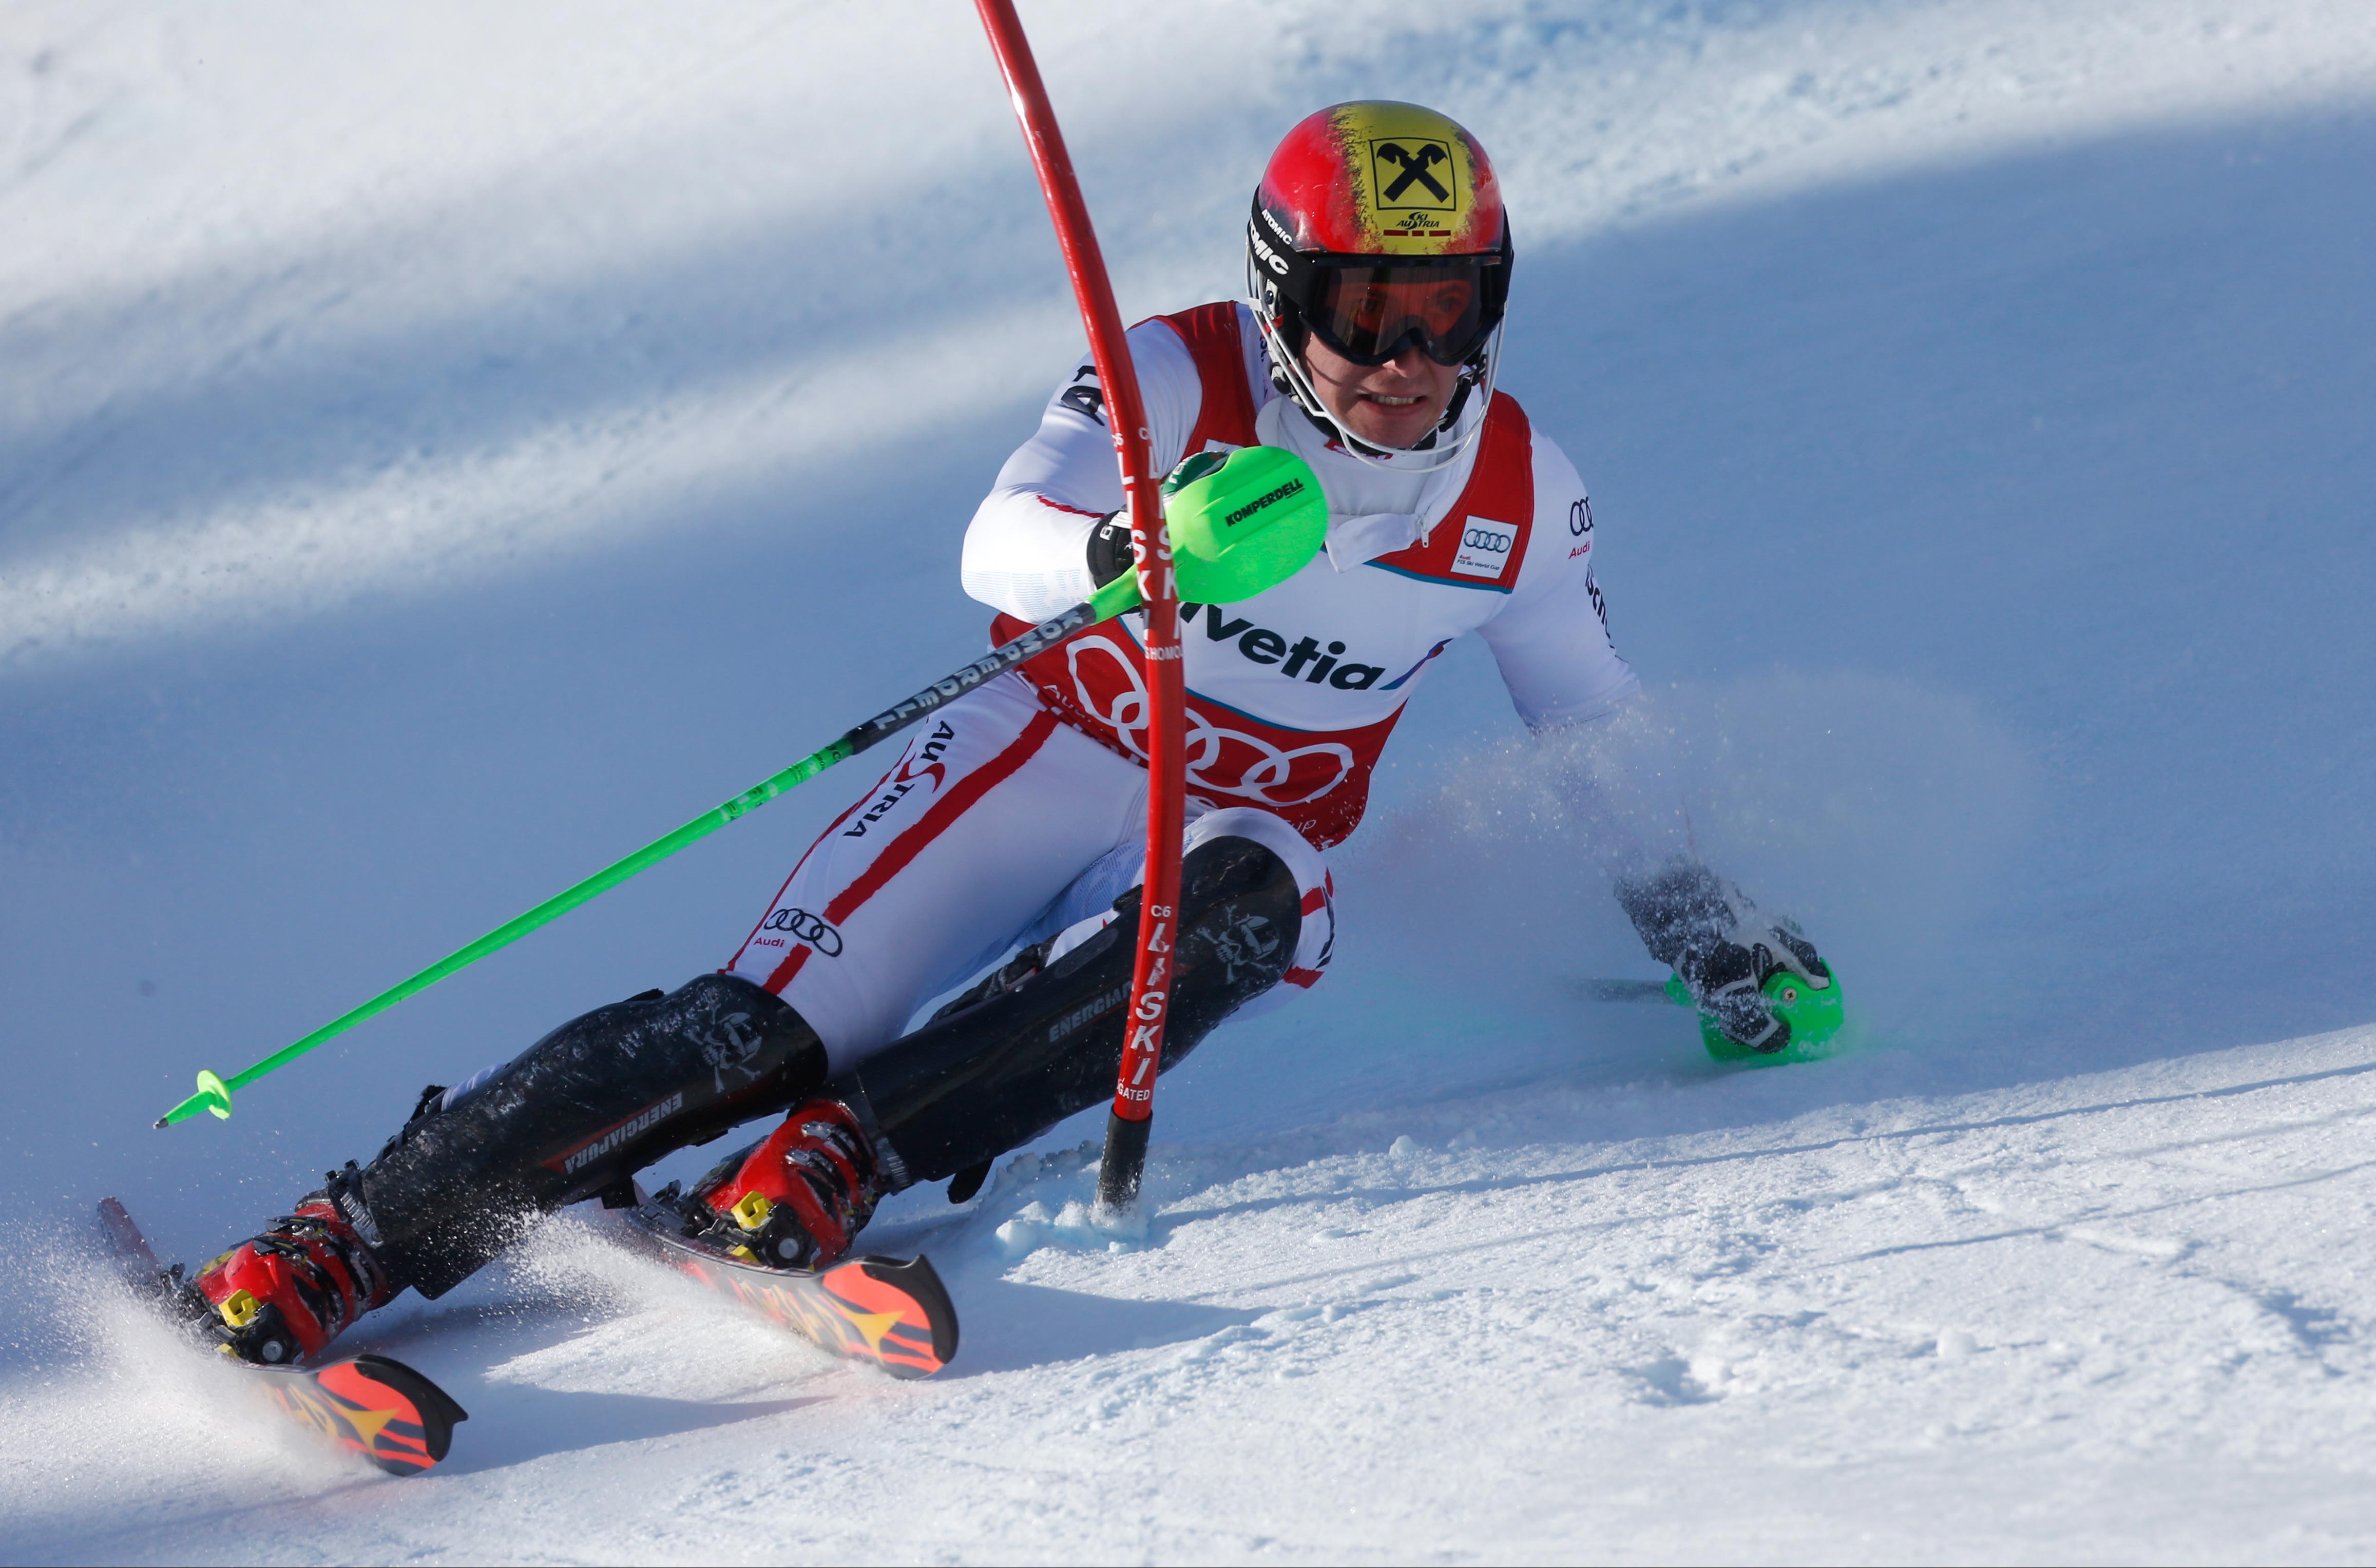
692, 806, 1334, 1261
348, 972, 830, 1295
193, 971, 828, 1362
191, 677, 1149, 1357
682, 674, 1171, 1265
859, 805, 1332, 1179
722, 673, 1151, 1069
360, 676, 1147, 1283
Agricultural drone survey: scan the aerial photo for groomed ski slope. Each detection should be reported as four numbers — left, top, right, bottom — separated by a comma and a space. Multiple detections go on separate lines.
5, 1, 2376, 1561
13, 1027, 2376, 1562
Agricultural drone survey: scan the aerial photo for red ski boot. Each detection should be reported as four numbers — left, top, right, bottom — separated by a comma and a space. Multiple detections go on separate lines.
698, 1099, 884, 1270
194, 1195, 397, 1366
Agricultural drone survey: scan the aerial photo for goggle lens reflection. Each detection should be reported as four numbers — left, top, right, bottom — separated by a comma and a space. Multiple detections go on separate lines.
1308, 266, 1488, 366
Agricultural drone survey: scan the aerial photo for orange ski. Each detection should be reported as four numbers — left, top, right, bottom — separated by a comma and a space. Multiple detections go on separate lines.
95, 1198, 467, 1476
615, 1199, 958, 1379
256, 1354, 465, 1474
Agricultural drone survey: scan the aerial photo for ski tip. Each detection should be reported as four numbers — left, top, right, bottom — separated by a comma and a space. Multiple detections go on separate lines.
615, 1203, 960, 1379
152, 1116, 167, 1129
94, 1196, 165, 1274
854, 1255, 961, 1370
309, 1355, 469, 1475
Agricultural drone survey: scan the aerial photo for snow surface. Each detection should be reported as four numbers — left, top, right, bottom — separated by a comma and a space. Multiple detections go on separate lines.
5, 0, 2376, 1560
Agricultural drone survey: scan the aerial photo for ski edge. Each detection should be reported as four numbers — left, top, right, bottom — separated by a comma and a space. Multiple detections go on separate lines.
610, 1201, 959, 1379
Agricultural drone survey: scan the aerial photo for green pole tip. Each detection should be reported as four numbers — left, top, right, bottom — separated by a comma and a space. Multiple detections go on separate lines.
196, 1069, 233, 1120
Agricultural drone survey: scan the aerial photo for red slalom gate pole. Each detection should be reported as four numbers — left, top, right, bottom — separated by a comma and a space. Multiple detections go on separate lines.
972, 0, 1182, 1214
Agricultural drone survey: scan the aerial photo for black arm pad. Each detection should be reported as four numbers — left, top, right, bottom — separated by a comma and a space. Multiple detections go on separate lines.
1086, 513, 1136, 587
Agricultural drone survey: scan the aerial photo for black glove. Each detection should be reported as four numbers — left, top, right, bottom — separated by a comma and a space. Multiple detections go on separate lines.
1086, 513, 1136, 587
1615, 861, 1831, 1054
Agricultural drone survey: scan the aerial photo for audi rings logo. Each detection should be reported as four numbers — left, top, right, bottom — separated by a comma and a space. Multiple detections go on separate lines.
1569, 497, 1593, 536
1067, 639, 1355, 807
1462, 527, 1511, 553
761, 907, 843, 956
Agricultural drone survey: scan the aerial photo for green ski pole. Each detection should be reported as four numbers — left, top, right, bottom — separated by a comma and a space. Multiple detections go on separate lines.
152, 575, 1137, 1129
155, 444, 1329, 1129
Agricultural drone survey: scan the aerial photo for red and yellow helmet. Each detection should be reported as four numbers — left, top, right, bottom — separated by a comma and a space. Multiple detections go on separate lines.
1247, 101, 1513, 379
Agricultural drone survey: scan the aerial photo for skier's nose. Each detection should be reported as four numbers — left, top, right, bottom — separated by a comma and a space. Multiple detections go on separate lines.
1369, 346, 1433, 390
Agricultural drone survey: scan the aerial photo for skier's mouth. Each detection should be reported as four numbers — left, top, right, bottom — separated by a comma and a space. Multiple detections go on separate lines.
1362, 393, 1425, 408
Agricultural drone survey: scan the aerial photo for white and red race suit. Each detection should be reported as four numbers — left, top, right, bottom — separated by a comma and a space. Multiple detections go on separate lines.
725, 301, 1645, 1070
965, 301, 1637, 849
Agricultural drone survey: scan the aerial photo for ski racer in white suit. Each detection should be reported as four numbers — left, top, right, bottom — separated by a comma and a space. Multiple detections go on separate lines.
706, 99, 1834, 1239
185, 101, 1834, 1370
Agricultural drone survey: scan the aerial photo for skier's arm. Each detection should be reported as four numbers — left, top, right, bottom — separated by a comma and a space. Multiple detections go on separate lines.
1479, 435, 1836, 1053
1474, 436, 1641, 734
960, 319, 1204, 622
1473, 435, 1682, 881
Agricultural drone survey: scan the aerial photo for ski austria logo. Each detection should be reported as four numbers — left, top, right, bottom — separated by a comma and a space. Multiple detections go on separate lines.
845, 720, 955, 838
1452, 518, 1517, 579
761, 907, 842, 957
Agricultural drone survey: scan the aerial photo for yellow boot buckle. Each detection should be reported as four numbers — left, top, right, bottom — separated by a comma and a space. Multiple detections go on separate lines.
731, 1191, 774, 1233
217, 1288, 261, 1330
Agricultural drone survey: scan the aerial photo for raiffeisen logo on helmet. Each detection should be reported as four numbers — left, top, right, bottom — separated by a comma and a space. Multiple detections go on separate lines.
1368, 138, 1458, 237
1300, 100, 1499, 257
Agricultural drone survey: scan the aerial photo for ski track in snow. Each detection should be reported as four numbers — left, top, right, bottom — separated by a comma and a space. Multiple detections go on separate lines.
5, 0, 2376, 1560
9, 1028, 2376, 1562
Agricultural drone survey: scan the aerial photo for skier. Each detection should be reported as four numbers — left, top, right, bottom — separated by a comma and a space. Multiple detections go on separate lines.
188, 101, 1834, 1368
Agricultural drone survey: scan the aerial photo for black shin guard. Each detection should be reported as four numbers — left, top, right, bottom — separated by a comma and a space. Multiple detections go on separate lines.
845, 834, 1301, 1185
349, 973, 827, 1298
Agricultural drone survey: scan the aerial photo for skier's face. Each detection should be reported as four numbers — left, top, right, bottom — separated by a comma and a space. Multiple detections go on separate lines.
1299, 334, 1461, 451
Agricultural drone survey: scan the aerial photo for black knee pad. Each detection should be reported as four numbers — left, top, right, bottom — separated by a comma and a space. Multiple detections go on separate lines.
849, 833, 1302, 1185
351, 972, 827, 1298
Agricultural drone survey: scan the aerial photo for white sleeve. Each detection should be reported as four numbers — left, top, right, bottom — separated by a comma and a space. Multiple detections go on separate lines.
959, 318, 1205, 622
1479, 432, 1695, 883
1476, 431, 1642, 730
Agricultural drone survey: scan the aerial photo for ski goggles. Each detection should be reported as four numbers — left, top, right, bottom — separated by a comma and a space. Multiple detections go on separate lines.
1303, 261, 1499, 367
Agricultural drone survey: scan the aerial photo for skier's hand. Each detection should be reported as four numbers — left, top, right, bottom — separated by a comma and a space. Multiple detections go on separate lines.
1169, 448, 1329, 602
1086, 513, 1135, 586
1084, 449, 1327, 613
1615, 861, 1834, 1054
1676, 920, 1831, 1054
